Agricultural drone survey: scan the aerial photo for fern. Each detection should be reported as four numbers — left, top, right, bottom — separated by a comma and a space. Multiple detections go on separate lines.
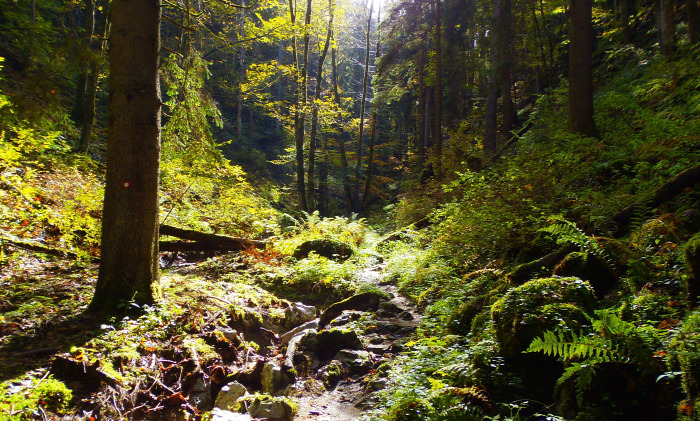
527, 330, 629, 363
528, 310, 661, 403
540, 215, 611, 264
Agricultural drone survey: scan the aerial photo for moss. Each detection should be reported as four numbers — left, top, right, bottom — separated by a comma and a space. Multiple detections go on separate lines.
553, 252, 617, 297
668, 310, 700, 402
514, 231, 559, 264
685, 233, 700, 306
491, 277, 596, 357
621, 291, 680, 324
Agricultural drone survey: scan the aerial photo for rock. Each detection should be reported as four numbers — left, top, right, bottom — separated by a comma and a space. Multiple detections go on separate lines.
396, 311, 414, 321
219, 328, 242, 346
328, 310, 363, 327
334, 349, 374, 375
210, 408, 253, 421
293, 238, 353, 261
188, 374, 212, 411
315, 328, 364, 360
553, 251, 618, 297
245, 396, 295, 421
284, 328, 318, 369
491, 277, 595, 358
319, 291, 388, 329
377, 301, 402, 315
261, 362, 294, 396
367, 344, 391, 355
284, 302, 317, 328
214, 381, 248, 410
317, 360, 345, 387
366, 377, 387, 391
280, 320, 319, 346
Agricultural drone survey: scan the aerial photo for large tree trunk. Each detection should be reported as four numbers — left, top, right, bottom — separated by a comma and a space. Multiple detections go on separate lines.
657, 0, 676, 56
484, 0, 503, 155
331, 44, 354, 213
689, 0, 699, 44
307, 0, 334, 211
362, 7, 381, 210
88, 0, 162, 313
71, 0, 96, 127
289, 0, 308, 211
355, 1, 374, 209
568, 0, 599, 137
433, 0, 443, 173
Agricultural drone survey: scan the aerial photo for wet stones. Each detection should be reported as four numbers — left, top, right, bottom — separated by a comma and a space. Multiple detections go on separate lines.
318, 291, 389, 329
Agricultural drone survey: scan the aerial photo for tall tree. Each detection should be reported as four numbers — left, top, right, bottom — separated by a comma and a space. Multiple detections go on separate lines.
434, 0, 442, 171
657, 0, 675, 56
289, 0, 309, 211
88, 0, 162, 313
355, 0, 374, 209
307, 0, 334, 210
362, 6, 381, 209
567, 0, 599, 137
331, 36, 354, 212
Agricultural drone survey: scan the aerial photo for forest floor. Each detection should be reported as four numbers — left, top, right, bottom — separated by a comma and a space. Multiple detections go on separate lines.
0, 239, 420, 420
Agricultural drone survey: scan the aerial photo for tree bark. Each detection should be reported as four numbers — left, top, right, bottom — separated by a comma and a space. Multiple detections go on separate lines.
331, 44, 354, 213
71, 0, 96, 127
689, 0, 699, 44
484, 0, 503, 155
568, 0, 599, 137
362, 6, 381, 210
355, 1, 374, 208
88, 0, 162, 313
307, 0, 334, 211
289, 0, 308, 211
434, 0, 442, 173
657, 0, 676, 56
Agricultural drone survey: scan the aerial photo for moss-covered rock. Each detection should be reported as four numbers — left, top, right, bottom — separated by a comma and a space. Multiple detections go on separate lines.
513, 231, 559, 264
553, 252, 618, 297
293, 238, 353, 261
685, 233, 700, 306
318, 291, 388, 328
491, 277, 596, 358
314, 328, 364, 360
668, 310, 700, 407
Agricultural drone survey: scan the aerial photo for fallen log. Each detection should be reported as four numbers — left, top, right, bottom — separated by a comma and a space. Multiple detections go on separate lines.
159, 225, 267, 251
1, 236, 77, 259
611, 163, 700, 237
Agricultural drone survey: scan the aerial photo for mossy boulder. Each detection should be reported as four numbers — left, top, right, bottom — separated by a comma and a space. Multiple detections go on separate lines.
314, 328, 364, 360
293, 238, 353, 261
513, 231, 559, 264
668, 310, 700, 405
553, 252, 617, 297
491, 277, 596, 358
685, 233, 700, 306
318, 291, 388, 328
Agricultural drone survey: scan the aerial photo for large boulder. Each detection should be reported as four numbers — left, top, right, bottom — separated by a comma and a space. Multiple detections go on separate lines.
315, 328, 364, 360
283, 302, 317, 328
491, 277, 596, 358
293, 238, 353, 261
243, 395, 295, 421
209, 408, 253, 421
318, 291, 388, 328
261, 363, 294, 396
553, 252, 617, 297
334, 349, 374, 375
214, 381, 248, 410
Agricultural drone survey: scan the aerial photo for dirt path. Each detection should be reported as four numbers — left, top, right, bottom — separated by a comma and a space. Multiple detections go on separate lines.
291, 261, 421, 421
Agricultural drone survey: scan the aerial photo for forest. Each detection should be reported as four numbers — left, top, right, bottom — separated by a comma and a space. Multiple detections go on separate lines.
0, 0, 699, 418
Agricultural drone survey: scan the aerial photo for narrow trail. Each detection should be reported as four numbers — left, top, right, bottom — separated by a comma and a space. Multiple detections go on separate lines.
291, 260, 421, 421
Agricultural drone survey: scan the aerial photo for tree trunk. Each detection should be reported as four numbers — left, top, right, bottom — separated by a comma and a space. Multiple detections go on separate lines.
289, 0, 308, 211
318, 135, 329, 215
500, 0, 515, 138
71, 0, 96, 126
159, 225, 266, 250
307, 0, 334, 211
484, 0, 503, 156
657, 0, 676, 56
332, 44, 354, 213
434, 0, 443, 173
689, 0, 699, 44
568, 0, 599, 137
88, 0, 162, 313
362, 6, 381, 210
236, 0, 246, 144
355, 1, 374, 208
78, 4, 109, 154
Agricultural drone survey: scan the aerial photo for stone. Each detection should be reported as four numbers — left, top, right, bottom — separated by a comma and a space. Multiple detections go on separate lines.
214, 381, 248, 410
293, 238, 353, 261
246, 397, 295, 421
367, 344, 391, 355
261, 362, 294, 396
335, 349, 374, 375
377, 301, 402, 315
209, 408, 253, 421
317, 360, 345, 387
397, 311, 414, 321
280, 320, 319, 346
284, 328, 318, 369
318, 291, 388, 329
328, 310, 363, 327
188, 375, 212, 411
315, 328, 364, 360
284, 302, 317, 328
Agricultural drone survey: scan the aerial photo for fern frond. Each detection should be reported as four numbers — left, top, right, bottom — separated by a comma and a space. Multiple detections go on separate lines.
527, 330, 629, 362
555, 362, 597, 405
